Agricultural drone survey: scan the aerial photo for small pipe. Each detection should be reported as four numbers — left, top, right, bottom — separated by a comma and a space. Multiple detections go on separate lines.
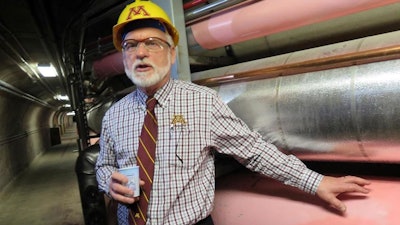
193, 45, 400, 87
0, 80, 54, 108
185, 0, 246, 23
183, 0, 208, 10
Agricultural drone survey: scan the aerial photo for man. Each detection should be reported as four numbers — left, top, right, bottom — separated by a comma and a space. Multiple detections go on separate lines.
96, 1, 370, 225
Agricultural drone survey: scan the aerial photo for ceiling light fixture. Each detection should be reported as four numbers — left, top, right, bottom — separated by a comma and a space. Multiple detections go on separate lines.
54, 94, 69, 101
37, 63, 58, 77
66, 111, 75, 116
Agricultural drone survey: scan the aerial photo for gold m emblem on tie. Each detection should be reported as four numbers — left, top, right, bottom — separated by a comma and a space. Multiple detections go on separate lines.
171, 115, 187, 125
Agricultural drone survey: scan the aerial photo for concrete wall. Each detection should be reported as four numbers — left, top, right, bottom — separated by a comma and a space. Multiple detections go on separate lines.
0, 91, 54, 193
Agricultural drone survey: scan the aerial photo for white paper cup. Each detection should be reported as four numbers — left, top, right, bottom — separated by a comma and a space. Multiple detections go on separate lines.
118, 166, 140, 197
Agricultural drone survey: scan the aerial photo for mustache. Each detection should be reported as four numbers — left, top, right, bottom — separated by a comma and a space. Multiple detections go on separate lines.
132, 59, 154, 70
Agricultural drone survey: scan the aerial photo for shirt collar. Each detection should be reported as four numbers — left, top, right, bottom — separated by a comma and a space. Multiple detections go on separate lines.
154, 78, 173, 108
135, 78, 173, 108
136, 88, 148, 107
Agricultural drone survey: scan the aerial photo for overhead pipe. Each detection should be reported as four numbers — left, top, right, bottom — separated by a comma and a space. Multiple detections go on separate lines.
190, 0, 400, 50
183, 0, 208, 10
184, 0, 247, 23
192, 31, 400, 85
217, 58, 400, 163
92, 52, 124, 79
196, 45, 400, 86
0, 80, 54, 108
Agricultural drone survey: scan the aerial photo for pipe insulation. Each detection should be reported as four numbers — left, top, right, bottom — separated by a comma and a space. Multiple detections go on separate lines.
217, 59, 400, 163
190, 0, 400, 49
192, 31, 400, 85
192, 31, 400, 163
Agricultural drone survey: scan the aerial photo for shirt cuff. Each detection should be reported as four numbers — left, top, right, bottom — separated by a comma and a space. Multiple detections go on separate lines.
300, 169, 324, 194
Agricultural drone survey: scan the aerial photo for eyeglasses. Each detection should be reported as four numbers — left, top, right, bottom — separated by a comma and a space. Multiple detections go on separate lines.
121, 37, 171, 53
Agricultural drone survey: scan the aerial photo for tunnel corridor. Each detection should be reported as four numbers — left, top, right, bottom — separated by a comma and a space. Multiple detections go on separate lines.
0, 125, 84, 225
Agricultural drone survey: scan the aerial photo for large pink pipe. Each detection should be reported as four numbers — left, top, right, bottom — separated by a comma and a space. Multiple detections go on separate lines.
213, 171, 400, 225
92, 52, 124, 79
191, 0, 400, 49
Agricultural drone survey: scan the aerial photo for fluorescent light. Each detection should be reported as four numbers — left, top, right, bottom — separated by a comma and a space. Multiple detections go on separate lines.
54, 94, 69, 101
66, 111, 75, 116
38, 63, 58, 77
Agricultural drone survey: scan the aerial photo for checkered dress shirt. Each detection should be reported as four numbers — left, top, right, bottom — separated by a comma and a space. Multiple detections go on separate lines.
96, 79, 323, 225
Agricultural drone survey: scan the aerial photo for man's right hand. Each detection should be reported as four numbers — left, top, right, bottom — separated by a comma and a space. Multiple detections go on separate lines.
109, 171, 144, 204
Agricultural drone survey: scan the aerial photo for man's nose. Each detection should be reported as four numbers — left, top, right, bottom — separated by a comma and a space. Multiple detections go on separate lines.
135, 42, 149, 57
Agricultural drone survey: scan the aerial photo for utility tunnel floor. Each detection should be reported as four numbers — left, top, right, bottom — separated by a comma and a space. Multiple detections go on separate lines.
0, 127, 84, 225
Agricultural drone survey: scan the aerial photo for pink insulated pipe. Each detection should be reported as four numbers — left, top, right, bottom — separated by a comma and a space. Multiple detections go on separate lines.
191, 0, 400, 49
92, 52, 124, 79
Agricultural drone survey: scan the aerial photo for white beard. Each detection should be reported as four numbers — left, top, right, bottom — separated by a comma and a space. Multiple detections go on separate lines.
124, 54, 171, 88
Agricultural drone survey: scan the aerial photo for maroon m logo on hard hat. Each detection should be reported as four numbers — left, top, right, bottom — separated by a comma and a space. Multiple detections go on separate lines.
126, 5, 150, 19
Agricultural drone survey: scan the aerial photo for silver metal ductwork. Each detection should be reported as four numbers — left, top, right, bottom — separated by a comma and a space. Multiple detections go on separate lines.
193, 31, 400, 163
219, 59, 400, 163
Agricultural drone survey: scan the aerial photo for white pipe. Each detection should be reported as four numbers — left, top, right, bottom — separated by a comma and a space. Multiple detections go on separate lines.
191, 0, 400, 49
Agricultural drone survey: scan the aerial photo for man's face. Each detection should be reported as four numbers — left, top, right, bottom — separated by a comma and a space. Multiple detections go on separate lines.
122, 27, 176, 92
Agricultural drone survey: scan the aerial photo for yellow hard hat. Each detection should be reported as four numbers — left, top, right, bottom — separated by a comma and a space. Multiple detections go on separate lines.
113, 0, 179, 51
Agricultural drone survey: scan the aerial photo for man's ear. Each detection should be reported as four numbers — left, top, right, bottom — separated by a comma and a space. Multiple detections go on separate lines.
170, 47, 177, 65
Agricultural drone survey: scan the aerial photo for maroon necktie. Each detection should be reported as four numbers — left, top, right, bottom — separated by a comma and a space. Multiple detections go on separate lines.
129, 96, 157, 225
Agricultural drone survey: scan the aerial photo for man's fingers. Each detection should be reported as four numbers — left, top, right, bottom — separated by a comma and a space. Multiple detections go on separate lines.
342, 176, 371, 193
110, 185, 136, 204
322, 192, 346, 212
317, 175, 371, 213
111, 192, 136, 204
343, 176, 371, 185
330, 201, 346, 212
